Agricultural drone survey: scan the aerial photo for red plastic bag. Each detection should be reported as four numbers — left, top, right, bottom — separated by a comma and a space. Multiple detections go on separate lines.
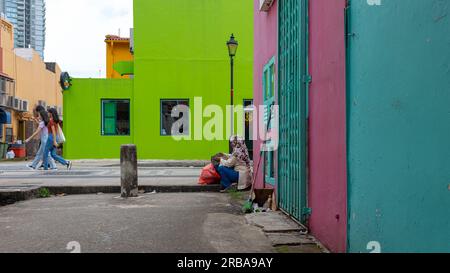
198, 164, 221, 185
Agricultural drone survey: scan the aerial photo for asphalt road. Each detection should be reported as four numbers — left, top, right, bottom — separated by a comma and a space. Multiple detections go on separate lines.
0, 193, 274, 253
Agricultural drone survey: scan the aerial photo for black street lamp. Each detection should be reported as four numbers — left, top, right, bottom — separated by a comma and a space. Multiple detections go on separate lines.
227, 34, 238, 139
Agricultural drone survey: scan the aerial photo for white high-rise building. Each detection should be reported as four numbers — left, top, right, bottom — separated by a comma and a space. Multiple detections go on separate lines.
0, 0, 46, 60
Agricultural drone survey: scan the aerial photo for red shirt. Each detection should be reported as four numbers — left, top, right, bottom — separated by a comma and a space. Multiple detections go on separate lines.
48, 120, 58, 136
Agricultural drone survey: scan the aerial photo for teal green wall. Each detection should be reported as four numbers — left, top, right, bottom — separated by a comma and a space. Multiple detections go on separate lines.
347, 0, 450, 252
63, 79, 134, 159
133, 0, 254, 159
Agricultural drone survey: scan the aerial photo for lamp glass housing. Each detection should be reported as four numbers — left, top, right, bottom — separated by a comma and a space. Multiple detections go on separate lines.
227, 35, 238, 57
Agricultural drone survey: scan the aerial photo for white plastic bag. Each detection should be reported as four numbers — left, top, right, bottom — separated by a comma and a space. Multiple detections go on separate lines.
6, 150, 15, 159
56, 124, 66, 144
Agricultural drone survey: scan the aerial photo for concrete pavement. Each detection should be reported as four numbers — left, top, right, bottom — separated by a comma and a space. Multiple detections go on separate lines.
0, 193, 274, 253
0, 161, 220, 204
0, 160, 206, 183
0, 160, 326, 253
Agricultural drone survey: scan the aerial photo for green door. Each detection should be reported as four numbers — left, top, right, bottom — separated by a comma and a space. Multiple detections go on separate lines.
278, 0, 309, 223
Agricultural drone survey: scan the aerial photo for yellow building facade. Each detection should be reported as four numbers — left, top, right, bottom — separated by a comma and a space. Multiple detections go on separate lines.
105, 35, 133, 79
0, 18, 63, 156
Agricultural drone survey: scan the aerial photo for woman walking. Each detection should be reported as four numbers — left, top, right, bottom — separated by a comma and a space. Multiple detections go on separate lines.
25, 106, 57, 170
43, 108, 72, 171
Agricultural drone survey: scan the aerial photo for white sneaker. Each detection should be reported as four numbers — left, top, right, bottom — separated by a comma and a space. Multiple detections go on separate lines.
67, 161, 72, 171
26, 164, 36, 170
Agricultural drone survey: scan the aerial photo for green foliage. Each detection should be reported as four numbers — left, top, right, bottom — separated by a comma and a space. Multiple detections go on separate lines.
38, 188, 51, 198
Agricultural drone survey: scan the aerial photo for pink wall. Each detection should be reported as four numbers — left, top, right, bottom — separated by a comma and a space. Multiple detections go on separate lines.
308, 0, 348, 253
253, 0, 348, 253
253, 0, 278, 190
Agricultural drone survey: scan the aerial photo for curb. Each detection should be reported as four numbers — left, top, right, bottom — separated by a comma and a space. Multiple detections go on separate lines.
0, 184, 221, 206
0, 187, 41, 206
46, 185, 221, 195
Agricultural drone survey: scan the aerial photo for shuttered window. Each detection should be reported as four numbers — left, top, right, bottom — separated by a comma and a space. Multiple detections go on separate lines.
101, 100, 130, 136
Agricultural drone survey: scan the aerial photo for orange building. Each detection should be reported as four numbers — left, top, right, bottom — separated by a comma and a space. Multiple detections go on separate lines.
105, 35, 134, 79
0, 18, 63, 157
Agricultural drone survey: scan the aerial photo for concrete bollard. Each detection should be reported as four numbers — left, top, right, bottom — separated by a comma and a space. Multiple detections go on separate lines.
121, 144, 138, 198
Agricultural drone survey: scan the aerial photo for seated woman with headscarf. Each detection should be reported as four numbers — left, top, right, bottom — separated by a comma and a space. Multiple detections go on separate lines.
215, 136, 253, 192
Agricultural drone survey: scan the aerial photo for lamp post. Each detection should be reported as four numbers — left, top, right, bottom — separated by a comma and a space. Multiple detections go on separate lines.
227, 34, 238, 140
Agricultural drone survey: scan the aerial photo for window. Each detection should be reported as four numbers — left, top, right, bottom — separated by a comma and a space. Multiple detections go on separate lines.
263, 57, 276, 129
101, 100, 130, 136
161, 99, 190, 136
263, 57, 276, 105
263, 57, 276, 185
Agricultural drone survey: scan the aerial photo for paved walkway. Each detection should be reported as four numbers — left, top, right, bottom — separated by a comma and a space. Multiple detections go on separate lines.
0, 160, 219, 205
0, 160, 206, 188
0, 193, 274, 253
0, 160, 326, 253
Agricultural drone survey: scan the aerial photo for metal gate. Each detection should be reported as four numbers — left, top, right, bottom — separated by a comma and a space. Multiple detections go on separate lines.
278, 0, 309, 223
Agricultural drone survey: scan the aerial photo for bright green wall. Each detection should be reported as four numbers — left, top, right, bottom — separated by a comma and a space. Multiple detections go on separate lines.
63, 79, 134, 159
133, 0, 254, 159
63, 1, 253, 160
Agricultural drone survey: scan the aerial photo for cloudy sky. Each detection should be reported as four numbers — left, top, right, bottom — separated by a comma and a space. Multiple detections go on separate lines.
45, 0, 133, 78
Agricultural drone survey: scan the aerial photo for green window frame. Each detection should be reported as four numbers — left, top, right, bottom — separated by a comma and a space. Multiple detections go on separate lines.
263, 57, 276, 185
101, 99, 130, 136
263, 57, 276, 129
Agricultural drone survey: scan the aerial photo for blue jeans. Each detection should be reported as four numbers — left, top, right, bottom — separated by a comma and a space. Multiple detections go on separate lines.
217, 166, 239, 190
43, 135, 68, 170
31, 137, 56, 169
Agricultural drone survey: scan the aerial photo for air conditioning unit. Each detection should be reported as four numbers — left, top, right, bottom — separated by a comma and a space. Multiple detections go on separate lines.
14, 98, 21, 110
21, 100, 29, 112
7, 96, 14, 108
259, 0, 275, 11
17, 100, 23, 111
0, 94, 7, 106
